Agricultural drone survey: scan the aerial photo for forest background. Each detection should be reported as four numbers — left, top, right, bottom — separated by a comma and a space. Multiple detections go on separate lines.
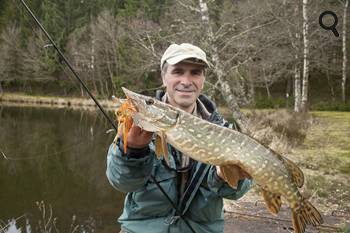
1, 1, 350, 231
0, 0, 349, 118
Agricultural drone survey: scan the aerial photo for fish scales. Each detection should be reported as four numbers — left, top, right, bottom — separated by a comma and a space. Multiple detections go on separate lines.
167, 111, 295, 195
120, 87, 324, 233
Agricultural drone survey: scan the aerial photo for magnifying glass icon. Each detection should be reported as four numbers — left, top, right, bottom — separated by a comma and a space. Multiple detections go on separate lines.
319, 11, 339, 37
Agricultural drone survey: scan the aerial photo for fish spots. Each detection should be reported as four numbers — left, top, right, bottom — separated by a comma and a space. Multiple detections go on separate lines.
240, 138, 248, 147
225, 148, 231, 153
173, 134, 183, 140
188, 144, 199, 151
196, 134, 202, 138
197, 149, 206, 154
188, 128, 195, 133
214, 148, 220, 153
179, 139, 191, 146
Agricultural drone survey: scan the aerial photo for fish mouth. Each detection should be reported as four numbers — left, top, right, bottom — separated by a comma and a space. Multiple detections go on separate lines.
121, 87, 142, 111
122, 87, 138, 100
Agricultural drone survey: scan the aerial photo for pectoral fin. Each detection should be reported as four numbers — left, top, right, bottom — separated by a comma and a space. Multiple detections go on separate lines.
155, 135, 163, 160
155, 131, 169, 165
261, 189, 282, 215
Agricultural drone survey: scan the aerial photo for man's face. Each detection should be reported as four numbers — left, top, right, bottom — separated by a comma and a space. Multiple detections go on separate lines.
162, 61, 205, 112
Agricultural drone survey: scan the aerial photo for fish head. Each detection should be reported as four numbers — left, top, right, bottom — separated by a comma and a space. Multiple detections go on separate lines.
122, 87, 179, 132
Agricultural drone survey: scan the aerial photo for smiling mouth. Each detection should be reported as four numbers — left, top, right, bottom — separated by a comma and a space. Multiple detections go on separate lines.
175, 89, 195, 93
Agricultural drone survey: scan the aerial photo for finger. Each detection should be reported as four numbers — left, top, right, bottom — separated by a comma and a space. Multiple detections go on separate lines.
129, 124, 142, 134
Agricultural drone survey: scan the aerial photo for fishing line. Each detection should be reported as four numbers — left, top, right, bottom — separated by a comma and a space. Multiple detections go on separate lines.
18, 0, 118, 132
17, 1, 196, 232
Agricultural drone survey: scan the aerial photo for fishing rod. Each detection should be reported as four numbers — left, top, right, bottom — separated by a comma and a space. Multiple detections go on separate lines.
19, 0, 118, 132
18, 1, 196, 232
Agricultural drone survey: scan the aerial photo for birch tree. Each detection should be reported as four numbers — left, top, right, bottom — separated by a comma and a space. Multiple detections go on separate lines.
294, 2, 302, 112
342, 0, 349, 103
301, 0, 310, 112
197, 0, 249, 129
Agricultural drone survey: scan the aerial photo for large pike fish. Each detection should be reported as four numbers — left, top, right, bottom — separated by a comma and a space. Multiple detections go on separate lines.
117, 87, 323, 233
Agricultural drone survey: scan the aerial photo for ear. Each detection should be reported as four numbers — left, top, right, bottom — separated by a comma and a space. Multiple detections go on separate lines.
161, 74, 166, 87
200, 77, 205, 90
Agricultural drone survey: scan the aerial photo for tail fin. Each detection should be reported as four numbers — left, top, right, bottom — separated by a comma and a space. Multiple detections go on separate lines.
292, 200, 323, 233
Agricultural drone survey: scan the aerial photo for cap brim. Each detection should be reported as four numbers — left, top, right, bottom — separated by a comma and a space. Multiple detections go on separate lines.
166, 54, 208, 67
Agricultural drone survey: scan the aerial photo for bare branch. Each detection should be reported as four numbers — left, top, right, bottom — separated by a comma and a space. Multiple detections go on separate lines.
219, 19, 279, 53
0, 151, 7, 160
178, 1, 200, 13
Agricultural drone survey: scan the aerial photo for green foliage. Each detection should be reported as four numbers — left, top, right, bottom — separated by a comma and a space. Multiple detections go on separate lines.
338, 223, 350, 233
311, 102, 350, 111
115, 0, 168, 21
253, 97, 292, 109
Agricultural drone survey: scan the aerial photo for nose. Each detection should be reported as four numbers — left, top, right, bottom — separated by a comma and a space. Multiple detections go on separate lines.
180, 73, 192, 86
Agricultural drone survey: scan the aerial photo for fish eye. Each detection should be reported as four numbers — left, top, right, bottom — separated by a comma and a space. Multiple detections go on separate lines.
145, 98, 154, 105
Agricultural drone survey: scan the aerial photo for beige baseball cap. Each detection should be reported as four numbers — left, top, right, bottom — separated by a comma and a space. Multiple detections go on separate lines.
160, 43, 209, 70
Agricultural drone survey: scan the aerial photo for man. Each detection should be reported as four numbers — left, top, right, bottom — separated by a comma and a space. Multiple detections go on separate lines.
106, 43, 252, 233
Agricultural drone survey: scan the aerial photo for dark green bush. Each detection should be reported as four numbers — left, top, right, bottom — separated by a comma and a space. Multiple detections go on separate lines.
311, 102, 350, 111
254, 97, 292, 109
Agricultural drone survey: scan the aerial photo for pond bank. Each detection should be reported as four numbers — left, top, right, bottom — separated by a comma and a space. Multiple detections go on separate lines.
0, 92, 119, 110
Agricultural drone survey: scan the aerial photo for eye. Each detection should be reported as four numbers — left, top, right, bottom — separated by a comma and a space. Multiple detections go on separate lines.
145, 98, 154, 105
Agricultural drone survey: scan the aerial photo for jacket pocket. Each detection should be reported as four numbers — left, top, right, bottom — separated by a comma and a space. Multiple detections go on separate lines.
186, 185, 223, 222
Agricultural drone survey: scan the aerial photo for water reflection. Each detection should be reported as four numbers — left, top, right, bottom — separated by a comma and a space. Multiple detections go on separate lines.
0, 105, 124, 233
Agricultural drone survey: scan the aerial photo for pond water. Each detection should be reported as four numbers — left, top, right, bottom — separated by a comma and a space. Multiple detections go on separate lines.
0, 105, 124, 233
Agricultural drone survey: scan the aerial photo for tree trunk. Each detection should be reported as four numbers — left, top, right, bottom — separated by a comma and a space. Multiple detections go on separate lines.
301, 0, 309, 112
342, 0, 349, 103
80, 85, 84, 97
294, 2, 302, 112
326, 68, 335, 102
263, 68, 271, 99
294, 61, 302, 112
198, 0, 248, 130
286, 77, 291, 108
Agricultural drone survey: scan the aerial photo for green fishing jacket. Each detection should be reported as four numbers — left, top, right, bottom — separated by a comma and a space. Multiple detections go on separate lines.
106, 91, 252, 233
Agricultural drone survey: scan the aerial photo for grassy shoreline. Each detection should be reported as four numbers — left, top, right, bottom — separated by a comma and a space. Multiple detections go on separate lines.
0, 92, 118, 110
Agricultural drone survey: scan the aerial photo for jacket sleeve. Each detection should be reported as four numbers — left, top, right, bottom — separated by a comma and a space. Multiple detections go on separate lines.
206, 165, 252, 200
106, 139, 155, 193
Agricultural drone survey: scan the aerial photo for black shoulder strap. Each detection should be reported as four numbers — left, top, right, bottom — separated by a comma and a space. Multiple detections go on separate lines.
178, 162, 210, 216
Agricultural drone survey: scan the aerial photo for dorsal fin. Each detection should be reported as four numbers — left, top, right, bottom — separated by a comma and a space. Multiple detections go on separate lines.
282, 156, 304, 188
269, 149, 304, 188
261, 189, 282, 215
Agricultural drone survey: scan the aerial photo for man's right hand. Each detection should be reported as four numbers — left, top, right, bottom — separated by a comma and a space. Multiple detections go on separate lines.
123, 124, 153, 149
